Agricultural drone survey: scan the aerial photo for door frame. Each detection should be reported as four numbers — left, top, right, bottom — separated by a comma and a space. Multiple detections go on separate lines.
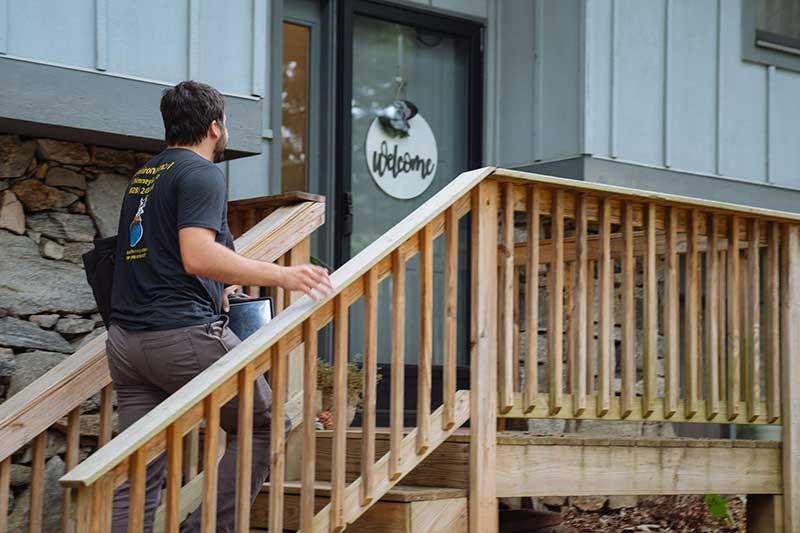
333, 0, 485, 267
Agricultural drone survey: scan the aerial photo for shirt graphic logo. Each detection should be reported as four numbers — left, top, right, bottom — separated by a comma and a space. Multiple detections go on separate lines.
129, 196, 148, 247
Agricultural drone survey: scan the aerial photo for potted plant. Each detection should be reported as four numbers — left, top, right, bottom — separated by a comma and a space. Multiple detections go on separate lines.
316, 354, 381, 429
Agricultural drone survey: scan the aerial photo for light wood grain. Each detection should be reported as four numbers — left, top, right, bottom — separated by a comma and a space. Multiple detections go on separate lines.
524, 185, 540, 412
201, 391, 221, 533
234, 364, 254, 533
573, 193, 589, 416
361, 268, 378, 505
685, 209, 700, 419
165, 420, 183, 533
499, 182, 515, 413
443, 206, 459, 429
549, 190, 565, 415
270, 343, 287, 533
0, 458, 9, 533
747, 218, 762, 422
781, 224, 800, 530
62, 406, 81, 533
301, 318, 318, 532
29, 432, 45, 533
727, 216, 742, 420
766, 222, 781, 423
621, 201, 635, 418
390, 249, 406, 481
417, 224, 434, 453
642, 203, 658, 418
331, 295, 349, 532
705, 214, 720, 420
598, 198, 612, 417
470, 181, 498, 533
128, 447, 147, 533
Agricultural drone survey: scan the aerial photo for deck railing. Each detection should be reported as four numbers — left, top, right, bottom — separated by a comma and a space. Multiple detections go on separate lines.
58, 168, 800, 532
0, 194, 325, 533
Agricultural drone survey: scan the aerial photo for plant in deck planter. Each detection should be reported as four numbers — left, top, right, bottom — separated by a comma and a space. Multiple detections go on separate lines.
316, 354, 382, 429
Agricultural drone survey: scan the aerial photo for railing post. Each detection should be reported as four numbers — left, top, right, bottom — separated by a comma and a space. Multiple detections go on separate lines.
781, 224, 800, 530
469, 180, 498, 533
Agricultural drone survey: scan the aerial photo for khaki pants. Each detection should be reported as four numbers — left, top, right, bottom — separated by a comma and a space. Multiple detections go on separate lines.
106, 318, 277, 533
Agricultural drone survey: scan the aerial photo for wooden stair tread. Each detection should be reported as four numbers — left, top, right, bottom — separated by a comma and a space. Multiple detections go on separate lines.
261, 480, 466, 502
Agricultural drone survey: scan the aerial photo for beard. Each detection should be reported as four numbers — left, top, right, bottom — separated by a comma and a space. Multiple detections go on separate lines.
213, 127, 228, 163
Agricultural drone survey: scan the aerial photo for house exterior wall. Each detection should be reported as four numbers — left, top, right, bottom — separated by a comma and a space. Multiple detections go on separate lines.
584, 0, 800, 189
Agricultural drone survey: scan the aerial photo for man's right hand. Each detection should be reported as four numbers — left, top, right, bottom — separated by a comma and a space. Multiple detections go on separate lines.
278, 264, 333, 301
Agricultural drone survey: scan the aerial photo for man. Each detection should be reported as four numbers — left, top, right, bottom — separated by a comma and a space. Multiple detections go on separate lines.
106, 80, 332, 532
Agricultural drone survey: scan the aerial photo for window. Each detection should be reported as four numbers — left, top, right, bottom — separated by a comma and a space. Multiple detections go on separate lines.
756, 0, 800, 55
742, 0, 800, 72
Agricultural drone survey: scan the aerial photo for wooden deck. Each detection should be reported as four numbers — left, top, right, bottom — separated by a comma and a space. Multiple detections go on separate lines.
313, 430, 782, 498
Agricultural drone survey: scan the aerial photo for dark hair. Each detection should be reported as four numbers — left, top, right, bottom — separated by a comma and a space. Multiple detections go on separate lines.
160, 81, 225, 146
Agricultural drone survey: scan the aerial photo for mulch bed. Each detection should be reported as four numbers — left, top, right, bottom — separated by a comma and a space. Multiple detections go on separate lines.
559, 496, 746, 533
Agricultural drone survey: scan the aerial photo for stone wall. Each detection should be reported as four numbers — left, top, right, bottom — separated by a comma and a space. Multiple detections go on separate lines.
0, 133, 150, 530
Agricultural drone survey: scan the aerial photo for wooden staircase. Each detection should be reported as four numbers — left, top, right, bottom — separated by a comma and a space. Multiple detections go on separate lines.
56, 167, 800, 532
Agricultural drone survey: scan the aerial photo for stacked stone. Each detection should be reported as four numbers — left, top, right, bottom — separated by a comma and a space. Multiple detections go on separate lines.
0, 134, 149, 530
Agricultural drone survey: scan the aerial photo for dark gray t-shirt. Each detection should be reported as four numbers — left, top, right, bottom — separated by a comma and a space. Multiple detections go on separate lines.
110, 148, 232, 331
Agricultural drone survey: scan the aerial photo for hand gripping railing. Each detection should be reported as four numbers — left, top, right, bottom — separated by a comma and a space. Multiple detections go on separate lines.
0, 194, 324, 533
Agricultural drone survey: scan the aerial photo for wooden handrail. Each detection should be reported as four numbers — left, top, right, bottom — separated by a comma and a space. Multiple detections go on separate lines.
0, 195, 324, 533
57, 167, 800, 532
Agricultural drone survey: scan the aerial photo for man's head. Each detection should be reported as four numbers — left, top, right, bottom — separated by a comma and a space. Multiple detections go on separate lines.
160, 81, 228, 162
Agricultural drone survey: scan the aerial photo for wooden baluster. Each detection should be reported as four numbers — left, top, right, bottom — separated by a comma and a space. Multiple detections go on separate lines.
597, 197, 612, 417
301, 318, 318, 531
565, 262, 575, 396
166, 420, 183, 533
685, 209, 700, 419
28, 432, 46, 533
184, 427, 200, 481
62, 407, 81, 533
705, 214, 721, 420
470, 180, 498, 533
499, 183, 515, 414
201, 390, 221, 533
718, 248, 728, 405
91, 477, 113, 533
549, 190, 565, 415
0, 458, 9, 533
514, 265, 522, 394
573, 193, 588, 416
747, 219, 762, 422
273, 255, 286, 311
74, 486, 92, 532
621, 201, 636, 418
234, 364, 255, 533
361, 269, 378, 505
245, 209, 259, 297
443, 206, 459, 428
643, 203, 658, 418
270, 343, 288, 533
524, 186, 540, 412
389, 250, 405, 480
765, 222, 781, 423
331, 295, 348, 532
727, 216, 742, 420
128, 447, 147, 533
418, 225, 433, 452
781, 224, 800, 530
741, 252, 750, 406
587, 259, 596, 396
664, 207, 679, 418
99, 383, 113, 447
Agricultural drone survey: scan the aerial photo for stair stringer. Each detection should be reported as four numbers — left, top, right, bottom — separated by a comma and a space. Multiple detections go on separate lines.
306, 389, 471, 532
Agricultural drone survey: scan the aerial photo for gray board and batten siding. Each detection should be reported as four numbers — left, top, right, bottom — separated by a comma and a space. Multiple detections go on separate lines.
0, 0, 276, 200
490, 0, 800, 212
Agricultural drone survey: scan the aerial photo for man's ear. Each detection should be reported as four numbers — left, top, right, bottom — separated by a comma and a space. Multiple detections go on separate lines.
209, 120, 222, 140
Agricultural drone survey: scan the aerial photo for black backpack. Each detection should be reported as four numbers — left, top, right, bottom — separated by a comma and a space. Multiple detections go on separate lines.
82, 235, 117, 327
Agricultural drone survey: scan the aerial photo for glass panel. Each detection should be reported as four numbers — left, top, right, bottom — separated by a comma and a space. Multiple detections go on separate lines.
349, 15, 472, 368
282, 22, 311, 192
757, 0, 800, 51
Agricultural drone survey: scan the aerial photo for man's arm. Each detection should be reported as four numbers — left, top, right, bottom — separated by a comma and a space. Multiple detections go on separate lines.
179, 226, 332, 300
